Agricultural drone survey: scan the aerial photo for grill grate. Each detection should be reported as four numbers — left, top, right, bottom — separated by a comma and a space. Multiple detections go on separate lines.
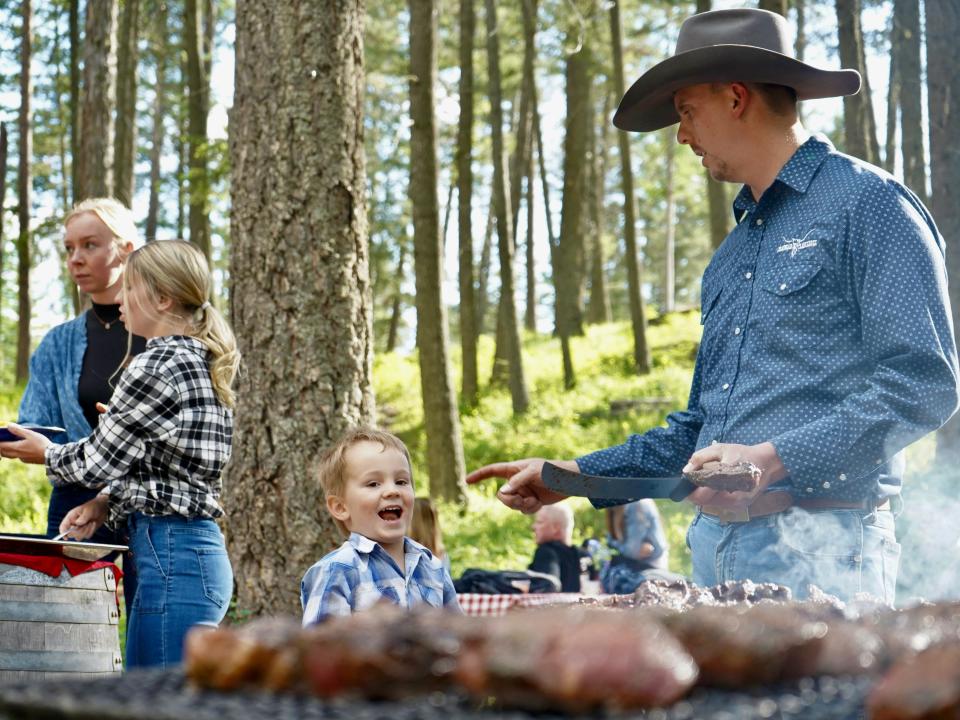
0, 668, 872, 720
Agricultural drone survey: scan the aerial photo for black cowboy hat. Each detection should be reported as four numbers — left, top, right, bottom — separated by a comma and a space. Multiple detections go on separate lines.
614, 8, 861, 133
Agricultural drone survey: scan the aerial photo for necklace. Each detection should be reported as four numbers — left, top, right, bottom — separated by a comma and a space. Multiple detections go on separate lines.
90, 306, 117, 331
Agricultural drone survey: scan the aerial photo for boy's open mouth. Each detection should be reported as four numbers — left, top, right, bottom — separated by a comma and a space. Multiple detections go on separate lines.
378, 506, 403, 521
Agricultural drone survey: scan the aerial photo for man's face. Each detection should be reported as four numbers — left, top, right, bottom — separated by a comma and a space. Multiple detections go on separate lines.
674, 83, 737, 183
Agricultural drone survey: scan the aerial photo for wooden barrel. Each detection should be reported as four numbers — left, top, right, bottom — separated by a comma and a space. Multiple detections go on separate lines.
0, 562, 122, 680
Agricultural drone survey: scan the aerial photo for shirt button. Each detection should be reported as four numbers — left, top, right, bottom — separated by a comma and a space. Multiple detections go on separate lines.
711, 439, 718, 446
722, 383, 730, 390
779, 283, 787, 291
822, 481, 831, 489
755, 218, 764, 226
745, 271, 753, 280
805, 487, 814, 493
839, 473, 847, 481
734, 327, 742, 335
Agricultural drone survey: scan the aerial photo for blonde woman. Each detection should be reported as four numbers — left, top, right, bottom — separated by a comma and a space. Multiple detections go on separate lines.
409, 497, 450, 572
7, 240, 240, 669
5, 199, 147, 544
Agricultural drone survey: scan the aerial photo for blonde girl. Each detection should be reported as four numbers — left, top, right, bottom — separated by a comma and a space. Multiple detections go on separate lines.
8, 239, 239, 669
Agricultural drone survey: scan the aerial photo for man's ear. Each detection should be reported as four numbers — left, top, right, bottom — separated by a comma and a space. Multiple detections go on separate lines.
327, 494, 350, 524
729, 82, 750, 120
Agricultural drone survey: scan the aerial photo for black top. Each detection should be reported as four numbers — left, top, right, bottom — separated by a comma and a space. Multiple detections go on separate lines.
78, 303, 147, 429
529, 540, 583, 593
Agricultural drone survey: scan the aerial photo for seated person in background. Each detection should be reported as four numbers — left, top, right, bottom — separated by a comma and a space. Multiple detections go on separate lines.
529, 504, 584, 593
602, 499, 671, 594
300, 428, 461, 625
409, 497, 451, 573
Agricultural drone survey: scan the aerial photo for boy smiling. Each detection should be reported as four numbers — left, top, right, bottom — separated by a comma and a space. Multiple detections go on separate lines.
300, 427, 460, 625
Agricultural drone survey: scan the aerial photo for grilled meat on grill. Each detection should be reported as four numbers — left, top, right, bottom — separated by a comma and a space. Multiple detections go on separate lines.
867, 643, 960, 719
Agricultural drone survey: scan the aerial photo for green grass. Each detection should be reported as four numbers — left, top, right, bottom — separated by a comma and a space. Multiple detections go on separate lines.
0, 386, 50, 535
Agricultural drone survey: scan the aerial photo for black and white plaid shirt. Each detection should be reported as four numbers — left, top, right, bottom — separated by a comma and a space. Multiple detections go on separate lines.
45, 336, 233, 528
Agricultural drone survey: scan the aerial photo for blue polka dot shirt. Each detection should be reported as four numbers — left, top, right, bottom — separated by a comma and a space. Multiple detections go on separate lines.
579, 135, 960, 503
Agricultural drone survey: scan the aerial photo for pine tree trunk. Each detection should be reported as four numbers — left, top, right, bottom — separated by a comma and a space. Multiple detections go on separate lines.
664, 133, 676, 313
185, 0, 211, 257
524, 138, 536, 331
929, 0, 960, 461
0, 123, 7, 307
146, 1, 168, 242
896, 0, 926, 202
795, 0, 806, 123
609, 0, 651, 374
77, 0, 118, 201
386, 243, 406, 353
456, 0, 478, 406
484, 0, 528, 414
586, 90, 611, 325
757, 0, 787, 15
113, 0, 139, 207
884, 23, 900, 174
835, 0, 880, 164
408, 0, 468, 503
228, 0, 374, 617
509, 0, 536, 241
69, 0, 80, 204
17, 0, 32, 384
476, 207, 493, 336
533, 82, 557, 277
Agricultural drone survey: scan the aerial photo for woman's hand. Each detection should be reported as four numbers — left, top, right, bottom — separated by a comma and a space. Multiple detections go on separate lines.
0, 423, 53, 464
59, 495, 109, 541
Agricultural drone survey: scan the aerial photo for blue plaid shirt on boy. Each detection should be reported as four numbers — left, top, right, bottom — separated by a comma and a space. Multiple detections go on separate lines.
579, 135, 959, 504
300, 533, 461, 625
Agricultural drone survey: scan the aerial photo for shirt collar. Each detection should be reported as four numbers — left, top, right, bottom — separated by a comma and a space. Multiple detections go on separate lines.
146, 335, 209, 355
348, 533, 429, 571
733, 134, 834, 216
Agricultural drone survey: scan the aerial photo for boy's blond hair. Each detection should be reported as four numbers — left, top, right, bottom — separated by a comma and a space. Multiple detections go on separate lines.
318, 427, 413, 536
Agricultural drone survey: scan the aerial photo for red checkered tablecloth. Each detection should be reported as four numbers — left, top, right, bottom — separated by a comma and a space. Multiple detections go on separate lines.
457, 592, 586, 617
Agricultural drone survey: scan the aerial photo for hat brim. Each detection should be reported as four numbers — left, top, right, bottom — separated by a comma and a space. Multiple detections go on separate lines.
613, 45, 862, 132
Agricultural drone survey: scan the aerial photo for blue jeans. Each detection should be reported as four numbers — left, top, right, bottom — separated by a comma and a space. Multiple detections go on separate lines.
126, 513, 233, 668
687, 505, 900, 604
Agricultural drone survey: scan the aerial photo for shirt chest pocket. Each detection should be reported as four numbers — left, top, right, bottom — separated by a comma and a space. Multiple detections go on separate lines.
759, 260, 823, 297
757, 260, 828, 337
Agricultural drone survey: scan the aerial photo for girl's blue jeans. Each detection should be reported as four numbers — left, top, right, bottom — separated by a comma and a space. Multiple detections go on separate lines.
125, 513, 233, 668
687, 505, 900, 604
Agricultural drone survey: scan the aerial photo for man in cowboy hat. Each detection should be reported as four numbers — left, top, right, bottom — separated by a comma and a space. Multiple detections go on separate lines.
466, 7, 959, 604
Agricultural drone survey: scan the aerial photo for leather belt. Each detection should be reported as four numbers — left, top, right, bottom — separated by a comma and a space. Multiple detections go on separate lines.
701, 491, 891, 524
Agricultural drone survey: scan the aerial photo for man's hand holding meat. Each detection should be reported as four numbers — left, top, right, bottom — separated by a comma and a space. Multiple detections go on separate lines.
682, 442, 786, 509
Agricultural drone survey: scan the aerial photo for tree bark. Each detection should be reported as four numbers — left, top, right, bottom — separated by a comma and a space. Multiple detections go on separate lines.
0, 123, 7, 306
524, 134, 536, 331
757, 0, 787, 15
795, 0, 806, 122
146, 0, 168, 242
69, 0, 80, 204
484, 0, 529, 414
408, 0, 468, 503
17, 0, 32, 384
113, 0, 140, 207
609, 0, 651, 374
185, 0, 211, 257
456, 0, 478, 406
509, 0, 536, 242
228, 0, 374, 617
385, 242, 406, 353
895, 0, 926, 202
884, 20, 900, 174
835, 0, 880, 164
555, 29, 591, 389
475, 206, 493, 336
586, 89, 611, 324
77, 0, 118, 201
663, 132, 676, 313
929, 0, 960, 460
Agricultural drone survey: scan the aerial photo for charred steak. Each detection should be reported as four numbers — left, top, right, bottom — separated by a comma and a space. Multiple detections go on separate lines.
685, 460, 761, 492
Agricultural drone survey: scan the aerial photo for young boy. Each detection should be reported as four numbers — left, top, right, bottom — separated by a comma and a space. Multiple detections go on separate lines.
300, 427, 461, 625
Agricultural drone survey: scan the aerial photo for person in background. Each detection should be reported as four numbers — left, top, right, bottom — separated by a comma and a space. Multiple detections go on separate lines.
409, 496, 450, 573
2, 197, 147, 615
601, 500, 670, 594
529, 504, 584, 593
5, 239, 238, 668
301, 427, 460, 625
